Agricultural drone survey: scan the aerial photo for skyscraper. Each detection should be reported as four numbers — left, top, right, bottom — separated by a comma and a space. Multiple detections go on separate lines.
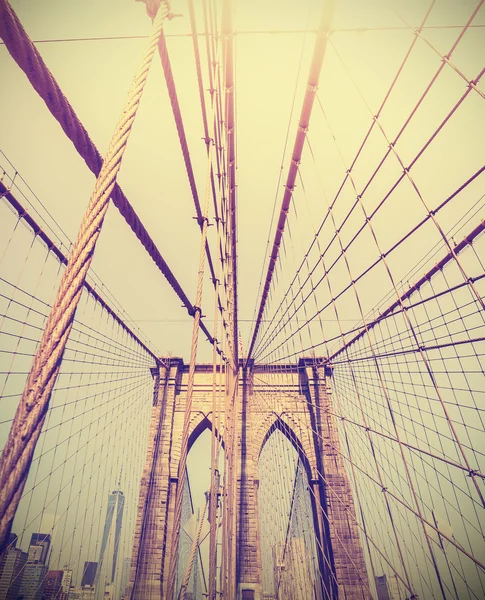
120, 557, 131, 599
388, 574, 403, 600
17, 532, 51, 600
42, 570, 63, 600
94, 487, 124, 593
18, 563, 48, 600
81, 562, 97, 588
0, 545, 28, 600
28, 533, 51, 565
273, 538, 314, 599
61, 567, 73, 600
376, 575, 391, 600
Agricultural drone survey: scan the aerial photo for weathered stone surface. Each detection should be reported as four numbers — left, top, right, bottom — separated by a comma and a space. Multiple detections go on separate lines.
127, 359, 370, 600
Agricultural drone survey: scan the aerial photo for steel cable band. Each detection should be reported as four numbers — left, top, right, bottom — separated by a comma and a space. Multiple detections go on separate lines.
0, 0, 170, 552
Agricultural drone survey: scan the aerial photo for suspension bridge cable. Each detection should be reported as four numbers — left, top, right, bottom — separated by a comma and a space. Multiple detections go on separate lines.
247, 0, 336, 362
251, 0, 453, 356
1, 182, 159, 363
222, 0, 239, 367
0, 0, 170, 553
252, 373, 485, 580
1, 24, 485, 46
157, 31, 232, 351
166, 96, 217, 599
0, 0, 222, 356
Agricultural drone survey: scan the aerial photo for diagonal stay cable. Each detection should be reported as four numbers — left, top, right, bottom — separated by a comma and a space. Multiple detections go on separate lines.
0, 0, 170, 553
246, 0, 336, 362
1, 181, 160, 363
0, 0, 220, 355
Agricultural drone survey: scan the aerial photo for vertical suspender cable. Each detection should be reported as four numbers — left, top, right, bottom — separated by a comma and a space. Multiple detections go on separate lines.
222, 0, 238, 366
166, 93, 216, 600
0, 0, 222, 358
220, 6, 239, 593
0, 0, 170, 552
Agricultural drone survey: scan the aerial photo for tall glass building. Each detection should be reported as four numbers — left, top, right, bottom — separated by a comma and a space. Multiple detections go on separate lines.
94, 488, 124, 597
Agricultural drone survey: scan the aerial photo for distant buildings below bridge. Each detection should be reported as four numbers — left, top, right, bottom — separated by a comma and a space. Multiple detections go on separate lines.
0, 532, 131, 600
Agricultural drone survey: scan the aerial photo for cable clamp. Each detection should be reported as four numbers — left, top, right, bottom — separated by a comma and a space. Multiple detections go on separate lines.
193, 216, 210, 227
291, 159, 301, 167
298, 125, 309, 134
468, 469, 478, 477
307, 83, 318, 93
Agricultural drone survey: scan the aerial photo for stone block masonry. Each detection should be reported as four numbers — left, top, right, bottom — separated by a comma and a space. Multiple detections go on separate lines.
127, 358, 370, 600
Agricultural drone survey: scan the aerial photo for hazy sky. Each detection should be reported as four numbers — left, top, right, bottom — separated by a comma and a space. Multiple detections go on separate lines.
1, 1, 485, 598
2, 0, 482, 363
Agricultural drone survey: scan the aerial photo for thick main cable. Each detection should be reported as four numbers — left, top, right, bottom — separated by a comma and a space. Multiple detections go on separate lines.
0, 182, 159, 364
0, 0, 220, 355
0, 1, 170, 553
247, 0, 336, 362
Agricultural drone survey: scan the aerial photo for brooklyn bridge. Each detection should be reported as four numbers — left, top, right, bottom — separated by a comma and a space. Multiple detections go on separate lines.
0, 0, 484, 598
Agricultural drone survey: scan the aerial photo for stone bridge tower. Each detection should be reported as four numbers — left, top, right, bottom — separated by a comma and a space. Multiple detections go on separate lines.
127, 357, 369, 600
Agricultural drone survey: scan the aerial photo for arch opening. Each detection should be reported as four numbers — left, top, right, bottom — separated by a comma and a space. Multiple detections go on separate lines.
258, 423, 323, 599
175, 422, 224, 599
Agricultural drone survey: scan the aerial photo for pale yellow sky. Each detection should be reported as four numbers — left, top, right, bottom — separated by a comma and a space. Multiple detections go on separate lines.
1, 0, 484, 597
1, 0, 483, 362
